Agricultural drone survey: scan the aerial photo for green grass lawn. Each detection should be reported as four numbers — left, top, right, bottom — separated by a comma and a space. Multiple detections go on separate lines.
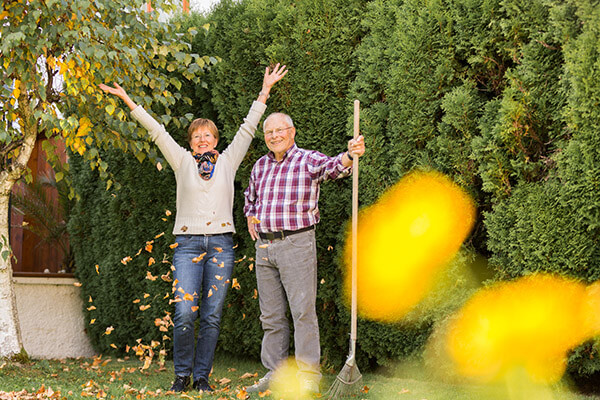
1, 353, 599, 399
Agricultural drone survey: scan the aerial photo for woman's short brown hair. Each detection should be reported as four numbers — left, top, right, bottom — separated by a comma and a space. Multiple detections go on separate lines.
187, 118, 219, 143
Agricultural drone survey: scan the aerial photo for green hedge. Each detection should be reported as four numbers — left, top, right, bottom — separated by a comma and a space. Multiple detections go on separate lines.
69, 0, 600, 378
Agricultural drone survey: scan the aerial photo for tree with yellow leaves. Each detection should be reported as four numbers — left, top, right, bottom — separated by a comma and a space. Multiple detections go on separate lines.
0, 0, 216, 357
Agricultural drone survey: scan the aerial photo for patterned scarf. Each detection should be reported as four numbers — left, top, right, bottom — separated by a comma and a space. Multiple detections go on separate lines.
193, 150, 219, 180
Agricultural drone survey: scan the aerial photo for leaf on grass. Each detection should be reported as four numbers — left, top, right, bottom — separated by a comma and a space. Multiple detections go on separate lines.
121, 256, 132, 265
90, 319, 96, 324
148, 257, 155, 266
327, 245, 333, 251
232, 278, 241, 290
252, 289, 258, 299
169, 243, 179, 249
165, 210, 172, 216
258, 389, 272, 398
399, 388, 410, 394
161, 272, 172, 282
235, 255, 246, 263
73, 282, 82, 287
156, 162, 163, 171
239, 372, 257, 379
320, 278, 325, 284
361, 385, 370, 393
236, 389, 248, 399
87, 305, 96, 311
154, 232, 165, 239
95, 264, 100, 274
105, 326, 114, 335
145, 242, 153, 252
218, 377, 231, 385
110, 344, 117, 349
133, 299, 141, 303
143, 293, 150, 298
248, 263, 254, 271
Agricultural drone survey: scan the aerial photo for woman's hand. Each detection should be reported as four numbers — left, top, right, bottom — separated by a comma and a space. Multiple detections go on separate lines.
257, 63, 288, 103
99, 82, 138, 111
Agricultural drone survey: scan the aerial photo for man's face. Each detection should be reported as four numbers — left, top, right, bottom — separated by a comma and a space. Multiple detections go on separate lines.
263, 115, 296, 160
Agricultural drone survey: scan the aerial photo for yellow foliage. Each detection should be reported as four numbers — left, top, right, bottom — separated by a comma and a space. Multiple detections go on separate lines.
445, 274, 600, 383
344, 170, 475, 322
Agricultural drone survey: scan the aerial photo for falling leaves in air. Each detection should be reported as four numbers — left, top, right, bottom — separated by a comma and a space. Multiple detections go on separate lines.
215, 275, 224, 281
207, 289, 213, 298
250, 216, 261, 224
192, 253, 206, 263
183, 293, 194, 301
218, 262, 224, 268
191, 306, 199, 312
161, 272, 172, 282
214, 247, 223, 253
146, 271, 157, 281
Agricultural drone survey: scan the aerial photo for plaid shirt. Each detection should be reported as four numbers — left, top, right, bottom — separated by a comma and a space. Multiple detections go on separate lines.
244, 144, 351, 233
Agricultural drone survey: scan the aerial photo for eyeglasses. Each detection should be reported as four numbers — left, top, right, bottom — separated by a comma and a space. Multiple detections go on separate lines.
264, 126, 292, 137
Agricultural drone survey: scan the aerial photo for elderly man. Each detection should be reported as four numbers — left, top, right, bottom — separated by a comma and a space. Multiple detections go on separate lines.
243, 112, 365, 393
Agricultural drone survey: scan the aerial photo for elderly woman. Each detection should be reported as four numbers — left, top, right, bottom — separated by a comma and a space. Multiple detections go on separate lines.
99, 64, 287, 393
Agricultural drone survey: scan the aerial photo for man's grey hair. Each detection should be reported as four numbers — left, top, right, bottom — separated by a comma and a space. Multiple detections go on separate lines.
263, 112, 294, 132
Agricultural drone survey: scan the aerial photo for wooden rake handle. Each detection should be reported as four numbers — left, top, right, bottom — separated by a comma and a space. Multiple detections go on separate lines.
351, 100, 359, 343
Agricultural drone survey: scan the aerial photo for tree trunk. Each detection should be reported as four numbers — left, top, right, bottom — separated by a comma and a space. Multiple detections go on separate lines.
0, 99, 37, 356
0, 180, 24, 358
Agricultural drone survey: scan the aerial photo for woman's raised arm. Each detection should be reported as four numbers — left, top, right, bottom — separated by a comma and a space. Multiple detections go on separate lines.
98, 82, 138, 111
256, 63, 288, 104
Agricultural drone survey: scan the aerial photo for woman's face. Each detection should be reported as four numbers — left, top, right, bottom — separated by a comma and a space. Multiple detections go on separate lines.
189, 128, 218, 153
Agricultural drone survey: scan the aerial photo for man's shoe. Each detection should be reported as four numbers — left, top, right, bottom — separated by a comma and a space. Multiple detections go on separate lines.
170, 375, 190, 392
245, 374, 271, 393
193, 378, 214, 392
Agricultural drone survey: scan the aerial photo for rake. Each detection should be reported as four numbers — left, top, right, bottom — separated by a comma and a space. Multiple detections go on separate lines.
327, 99, 362, 399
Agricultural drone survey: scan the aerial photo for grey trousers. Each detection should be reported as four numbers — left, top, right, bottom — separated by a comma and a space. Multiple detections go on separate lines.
255, 228, 322, 383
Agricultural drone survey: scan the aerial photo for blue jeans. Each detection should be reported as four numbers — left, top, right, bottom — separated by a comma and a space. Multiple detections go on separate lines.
172, 233, 234, 380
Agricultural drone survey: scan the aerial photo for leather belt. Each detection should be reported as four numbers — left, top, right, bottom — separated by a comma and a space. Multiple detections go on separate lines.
258, 225, 314, 241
